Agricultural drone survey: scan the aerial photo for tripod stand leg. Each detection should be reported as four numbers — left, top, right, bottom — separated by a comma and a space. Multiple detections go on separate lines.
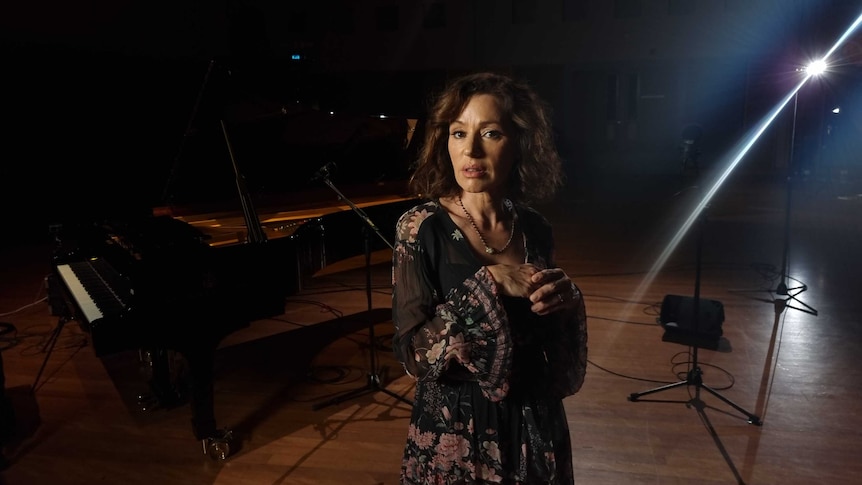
629, 366, 763, 426
311, 224, 413, 411
783, 289, 818, 316
312, 374, 380, 411
367, 372, 412, 403
32, 316, 68, 392
311, 369, 412, 411
311, 331, 413, 411
628, 379, 690, 401
699, 383, 762, 425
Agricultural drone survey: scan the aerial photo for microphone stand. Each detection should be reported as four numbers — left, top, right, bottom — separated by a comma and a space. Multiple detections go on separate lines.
311, 172, 413, 410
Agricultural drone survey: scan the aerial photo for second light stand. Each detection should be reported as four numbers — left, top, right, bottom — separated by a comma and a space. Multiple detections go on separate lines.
628, 208, 762, 426
774, 91, 818, 316
311, 173, 413, 410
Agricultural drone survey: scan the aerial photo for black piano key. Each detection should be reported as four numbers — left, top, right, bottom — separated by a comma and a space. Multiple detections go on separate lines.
67, 260, 129, 317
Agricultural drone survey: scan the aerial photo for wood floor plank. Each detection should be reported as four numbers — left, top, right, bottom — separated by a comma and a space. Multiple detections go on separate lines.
2, 173, 862, 484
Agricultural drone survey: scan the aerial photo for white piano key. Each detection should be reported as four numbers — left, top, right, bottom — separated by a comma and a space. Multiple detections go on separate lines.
56, 263, 104, 323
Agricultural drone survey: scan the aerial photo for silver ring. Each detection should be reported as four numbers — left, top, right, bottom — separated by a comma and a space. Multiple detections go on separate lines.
557, 293, 565, 304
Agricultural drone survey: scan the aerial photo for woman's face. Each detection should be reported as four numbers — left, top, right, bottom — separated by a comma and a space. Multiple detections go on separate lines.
447, 94, 516, 197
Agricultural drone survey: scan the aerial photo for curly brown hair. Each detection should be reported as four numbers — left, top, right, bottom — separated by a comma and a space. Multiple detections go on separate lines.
409, 72, 564, 204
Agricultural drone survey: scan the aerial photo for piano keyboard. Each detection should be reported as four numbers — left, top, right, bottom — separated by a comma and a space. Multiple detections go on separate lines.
55, 259, 131, 325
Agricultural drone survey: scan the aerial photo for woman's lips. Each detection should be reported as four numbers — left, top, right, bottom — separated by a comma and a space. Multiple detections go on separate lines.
462, 167, 486, 178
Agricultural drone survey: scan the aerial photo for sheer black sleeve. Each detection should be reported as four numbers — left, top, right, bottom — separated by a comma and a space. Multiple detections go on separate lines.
391, 203, 513, 401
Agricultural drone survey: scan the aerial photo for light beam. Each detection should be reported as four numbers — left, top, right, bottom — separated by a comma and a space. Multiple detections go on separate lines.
623, 9, 862, 313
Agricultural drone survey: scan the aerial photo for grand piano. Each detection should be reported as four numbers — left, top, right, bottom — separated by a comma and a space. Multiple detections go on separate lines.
46, 60, 422, 459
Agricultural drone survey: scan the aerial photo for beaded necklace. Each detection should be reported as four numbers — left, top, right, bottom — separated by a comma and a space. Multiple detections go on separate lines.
457, 196, 516, 255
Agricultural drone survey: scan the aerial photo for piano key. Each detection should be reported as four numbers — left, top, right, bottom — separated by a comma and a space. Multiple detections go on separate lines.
56, 263, 104, 323
56, 260, 129, 322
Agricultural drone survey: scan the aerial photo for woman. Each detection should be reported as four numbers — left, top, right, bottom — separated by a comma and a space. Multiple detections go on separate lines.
391, 72, 588, 484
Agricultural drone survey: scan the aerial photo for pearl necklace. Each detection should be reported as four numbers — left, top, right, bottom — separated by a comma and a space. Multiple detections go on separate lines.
457, 196, 516, 255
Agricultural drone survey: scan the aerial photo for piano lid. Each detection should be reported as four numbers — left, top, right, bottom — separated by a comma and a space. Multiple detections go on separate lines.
159, 60, 421, 218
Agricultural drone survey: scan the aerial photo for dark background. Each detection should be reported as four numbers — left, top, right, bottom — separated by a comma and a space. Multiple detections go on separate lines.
2, 0, 861, 247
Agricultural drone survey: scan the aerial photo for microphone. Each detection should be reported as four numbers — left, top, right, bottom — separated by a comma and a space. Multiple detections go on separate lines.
309, 162, 337, 182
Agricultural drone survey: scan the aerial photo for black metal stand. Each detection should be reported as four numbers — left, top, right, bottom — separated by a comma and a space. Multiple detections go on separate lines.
771, 175, 817, 316
774, 92, 818, 316
32, 316, 69, 392
628, 211, 762, 426
311, 176, 412, 410
731, 92, 818, 316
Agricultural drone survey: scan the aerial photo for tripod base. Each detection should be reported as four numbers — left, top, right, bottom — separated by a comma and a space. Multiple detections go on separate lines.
312, 370, 412, 411
776, 284, 818, 316
33, 316, 72, 392
310, 309, 412, 411
729, 282, 818, 317
628, 366, 762, 426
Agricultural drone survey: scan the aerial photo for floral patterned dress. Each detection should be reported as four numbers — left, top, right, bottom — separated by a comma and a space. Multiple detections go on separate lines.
391, 200, 588, 484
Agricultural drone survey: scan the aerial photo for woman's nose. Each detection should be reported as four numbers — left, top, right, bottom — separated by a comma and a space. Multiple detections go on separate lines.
465, 133, 483, 157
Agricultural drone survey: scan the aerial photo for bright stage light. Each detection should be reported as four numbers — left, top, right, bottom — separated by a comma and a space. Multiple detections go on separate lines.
623, 12, 862, 318
806, 59, 828, 76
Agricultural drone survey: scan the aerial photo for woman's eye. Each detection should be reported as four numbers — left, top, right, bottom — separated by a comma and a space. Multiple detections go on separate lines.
482, 130, 502, 139
451, 131, 466, 139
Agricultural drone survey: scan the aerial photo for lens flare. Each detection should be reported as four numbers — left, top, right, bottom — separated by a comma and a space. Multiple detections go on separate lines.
621, 9, 862, 317
806, 59, 828, 76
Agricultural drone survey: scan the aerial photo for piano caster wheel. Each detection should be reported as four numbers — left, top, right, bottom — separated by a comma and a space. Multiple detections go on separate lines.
201, 429, 233, 461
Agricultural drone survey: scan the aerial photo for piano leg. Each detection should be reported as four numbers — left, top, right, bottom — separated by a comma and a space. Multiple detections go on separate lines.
137, 348, 184, 411
183, 344, 216, 439
182, 342, 233, 460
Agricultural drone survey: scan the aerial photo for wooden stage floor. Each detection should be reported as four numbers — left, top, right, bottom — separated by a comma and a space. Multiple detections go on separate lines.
1, 168, 861, 484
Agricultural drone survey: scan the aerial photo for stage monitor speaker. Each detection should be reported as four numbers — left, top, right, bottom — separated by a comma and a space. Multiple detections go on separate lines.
660, 294, 724, 340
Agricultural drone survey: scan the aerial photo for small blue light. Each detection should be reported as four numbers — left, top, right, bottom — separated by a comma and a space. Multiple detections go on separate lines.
291, 54, 301, 60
